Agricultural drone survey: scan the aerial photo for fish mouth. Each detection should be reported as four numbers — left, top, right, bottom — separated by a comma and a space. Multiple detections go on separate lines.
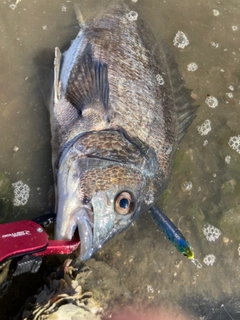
56, 207, 94, 261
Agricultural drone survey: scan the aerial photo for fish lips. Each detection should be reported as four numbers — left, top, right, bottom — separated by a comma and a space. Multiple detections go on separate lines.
55, 207, 94, 261
55, 193, 134, 261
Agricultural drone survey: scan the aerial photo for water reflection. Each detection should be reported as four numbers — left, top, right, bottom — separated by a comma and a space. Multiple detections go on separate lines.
0, 0, 240, 319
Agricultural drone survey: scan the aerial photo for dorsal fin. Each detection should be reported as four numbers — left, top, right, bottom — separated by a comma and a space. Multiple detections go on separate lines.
65, 43, 109, 114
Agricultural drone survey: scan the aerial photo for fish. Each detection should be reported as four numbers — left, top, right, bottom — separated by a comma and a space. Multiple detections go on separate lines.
50, 1, 198, 261
150, 206, 194, 259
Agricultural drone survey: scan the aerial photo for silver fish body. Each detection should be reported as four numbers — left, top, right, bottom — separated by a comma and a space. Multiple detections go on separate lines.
51, 1, 197, 260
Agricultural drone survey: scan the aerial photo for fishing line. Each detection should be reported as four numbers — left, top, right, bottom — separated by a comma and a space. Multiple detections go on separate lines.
220, 304, 235, 320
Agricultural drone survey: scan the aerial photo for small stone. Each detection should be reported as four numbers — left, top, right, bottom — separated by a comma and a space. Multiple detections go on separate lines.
223, 237, 229, 244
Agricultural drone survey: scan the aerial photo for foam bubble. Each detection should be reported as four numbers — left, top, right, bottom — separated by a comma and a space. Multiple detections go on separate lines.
205, 96, 218, 108
12, 180, 30, 206
9, 4, 16, 10
226, 92, 234, 98
181, 181, 193, 192
203, 224, 221, 242
187, 62, 198, 72
203, 140, 208, 146
212, 9, 219, 16
197, 119, 211, 136
232, 26, 238, 31
147, 285, 154, 293
211, 42, 219, 48
228, 135, 240, 154
126, 11, 138, 21
203, 254, 216, 266
225, 155, 231, 164
173, 31, 189, 49
156, 74, 165, 85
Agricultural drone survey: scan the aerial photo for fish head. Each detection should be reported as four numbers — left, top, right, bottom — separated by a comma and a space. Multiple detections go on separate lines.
55, 130, 160, 261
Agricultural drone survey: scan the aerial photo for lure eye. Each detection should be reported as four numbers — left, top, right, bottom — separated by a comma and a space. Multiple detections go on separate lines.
182, 252, 188, 257
115, 191, 134, 215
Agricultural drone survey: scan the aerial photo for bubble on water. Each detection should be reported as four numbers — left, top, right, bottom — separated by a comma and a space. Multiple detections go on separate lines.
220, 69, 225, 72
203, 140, 208, 146
156, 74, 164, 85
232, 26, 238, 31
61, 5, 67, 12
197, 119, 211, 136
12, 180, 30, 206
126, 11, 138, 21
225, 155, 231, 164
238, 244, 240, 255
9, 4, 16, 10
173, 31, 189, 49
212, 173, 217, 178
181, 181, 193, 192
228, 85, 234, 91
203, 224, 221, 242
205, 96, 218, 108
228, 135, 240, 154
187, 62, 198, 72
203, 254, 216, 266
131, 0, 138, 2
211, 42, 219, 48
226, 92, 234, 98
147, 285, 154, 293
42, 25, 47, 30
212, 9, 219, 16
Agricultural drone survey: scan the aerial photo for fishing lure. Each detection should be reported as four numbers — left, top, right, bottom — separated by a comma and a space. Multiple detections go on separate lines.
150, 206, 194, 259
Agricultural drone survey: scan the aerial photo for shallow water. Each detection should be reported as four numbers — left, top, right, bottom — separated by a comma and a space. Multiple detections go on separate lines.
0, 0, 240, 319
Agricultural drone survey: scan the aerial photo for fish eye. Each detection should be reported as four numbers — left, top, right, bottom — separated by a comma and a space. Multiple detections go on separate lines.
115, 191, 134, 215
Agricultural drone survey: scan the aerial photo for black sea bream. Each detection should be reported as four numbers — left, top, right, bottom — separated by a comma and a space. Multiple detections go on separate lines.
50, 1, 197, 260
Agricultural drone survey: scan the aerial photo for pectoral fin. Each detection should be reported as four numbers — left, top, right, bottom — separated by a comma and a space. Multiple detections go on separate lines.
65, 43, 109, 115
